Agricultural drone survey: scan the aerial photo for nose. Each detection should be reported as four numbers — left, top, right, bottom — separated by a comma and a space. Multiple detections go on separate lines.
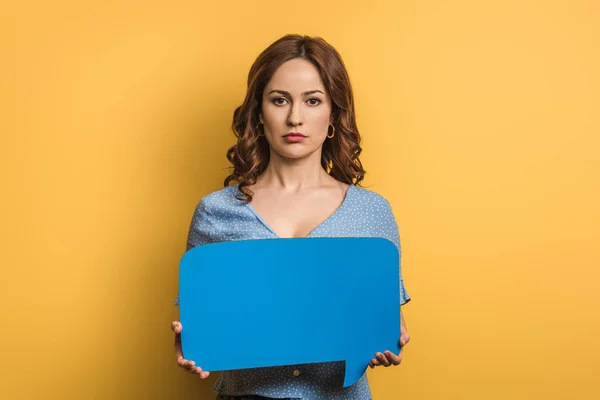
287, 102, 303, 127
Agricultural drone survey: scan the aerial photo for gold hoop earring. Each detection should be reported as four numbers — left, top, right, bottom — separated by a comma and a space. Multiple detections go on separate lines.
327, 124, 335, 139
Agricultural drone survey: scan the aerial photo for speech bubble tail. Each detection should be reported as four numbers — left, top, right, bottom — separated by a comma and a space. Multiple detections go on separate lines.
343, 358, 367, 387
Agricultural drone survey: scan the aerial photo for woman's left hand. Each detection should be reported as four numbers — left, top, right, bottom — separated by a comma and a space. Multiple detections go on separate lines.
369, 326, 411, 368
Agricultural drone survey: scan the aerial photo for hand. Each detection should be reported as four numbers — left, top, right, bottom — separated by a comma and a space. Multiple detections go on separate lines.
171, 321, 210, 378
369, 329, 411, 369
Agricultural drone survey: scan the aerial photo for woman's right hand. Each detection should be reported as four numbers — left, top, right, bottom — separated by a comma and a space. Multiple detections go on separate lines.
171, 321, 210, 378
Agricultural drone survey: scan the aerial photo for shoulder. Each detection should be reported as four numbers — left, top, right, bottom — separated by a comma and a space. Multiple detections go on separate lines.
350, 185, 399, 225
351, 185, 393, 210
351, 185, 401, 246
195, 185, 244, 216
198, 185, 239, 206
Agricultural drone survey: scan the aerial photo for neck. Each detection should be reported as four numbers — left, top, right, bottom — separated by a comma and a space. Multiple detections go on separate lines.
257, 148, 331, 191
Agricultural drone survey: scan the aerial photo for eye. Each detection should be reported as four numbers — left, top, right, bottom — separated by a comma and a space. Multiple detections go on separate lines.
307, 97, 321, 106
272, 97, 287, 105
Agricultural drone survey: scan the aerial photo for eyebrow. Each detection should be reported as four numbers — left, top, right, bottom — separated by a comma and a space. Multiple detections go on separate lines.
267, 89, 325, 96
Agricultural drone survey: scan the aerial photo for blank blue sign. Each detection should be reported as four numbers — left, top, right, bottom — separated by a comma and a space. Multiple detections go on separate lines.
179, 237, 400, 387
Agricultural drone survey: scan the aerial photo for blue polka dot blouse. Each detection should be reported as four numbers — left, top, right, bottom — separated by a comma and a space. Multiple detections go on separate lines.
174, 183, 411, 400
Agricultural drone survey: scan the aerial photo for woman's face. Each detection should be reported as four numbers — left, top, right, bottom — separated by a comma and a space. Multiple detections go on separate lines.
260, 58, 333, 160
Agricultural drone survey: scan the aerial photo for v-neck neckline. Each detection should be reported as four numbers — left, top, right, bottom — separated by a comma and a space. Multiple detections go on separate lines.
242, 183, 354, 239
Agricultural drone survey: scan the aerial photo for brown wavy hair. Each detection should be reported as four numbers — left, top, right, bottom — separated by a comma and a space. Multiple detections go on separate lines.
224, 34, 366, 203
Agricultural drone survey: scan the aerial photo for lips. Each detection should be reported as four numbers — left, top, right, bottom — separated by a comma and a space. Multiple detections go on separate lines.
283, 132, 307, 143
284, 132, 307, 137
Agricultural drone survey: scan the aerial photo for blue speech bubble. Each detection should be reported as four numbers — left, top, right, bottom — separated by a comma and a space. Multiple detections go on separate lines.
179, 237, 400, 387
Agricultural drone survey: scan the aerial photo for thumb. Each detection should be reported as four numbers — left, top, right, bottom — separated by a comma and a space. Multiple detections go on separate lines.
171, 321, 183, 334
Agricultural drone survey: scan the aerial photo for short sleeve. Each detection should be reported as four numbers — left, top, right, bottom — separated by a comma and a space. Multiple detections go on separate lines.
174, 198, 215, 306
380, 199, 411, 306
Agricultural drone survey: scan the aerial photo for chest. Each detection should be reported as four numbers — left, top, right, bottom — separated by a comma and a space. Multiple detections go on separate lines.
248, 189, 346, 239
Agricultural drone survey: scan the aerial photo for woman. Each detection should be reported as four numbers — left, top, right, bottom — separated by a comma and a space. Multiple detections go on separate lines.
171, 34, 411, 400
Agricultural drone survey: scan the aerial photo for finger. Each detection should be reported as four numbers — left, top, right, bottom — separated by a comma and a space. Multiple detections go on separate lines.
177, 357, 194, 370
385, 350, 403, 366
191, 365, 210, 378
376, 352, 391, 367
380, 353, 392, 367
399, 333, 411, 346
184, 360, 196, 371
171, 321, 182, 334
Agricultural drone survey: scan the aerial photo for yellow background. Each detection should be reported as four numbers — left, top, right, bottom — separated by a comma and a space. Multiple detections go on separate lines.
1, 1, 599, 399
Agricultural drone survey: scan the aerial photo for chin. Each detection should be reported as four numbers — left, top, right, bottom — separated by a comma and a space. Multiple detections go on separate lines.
272, 145, 320, 160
